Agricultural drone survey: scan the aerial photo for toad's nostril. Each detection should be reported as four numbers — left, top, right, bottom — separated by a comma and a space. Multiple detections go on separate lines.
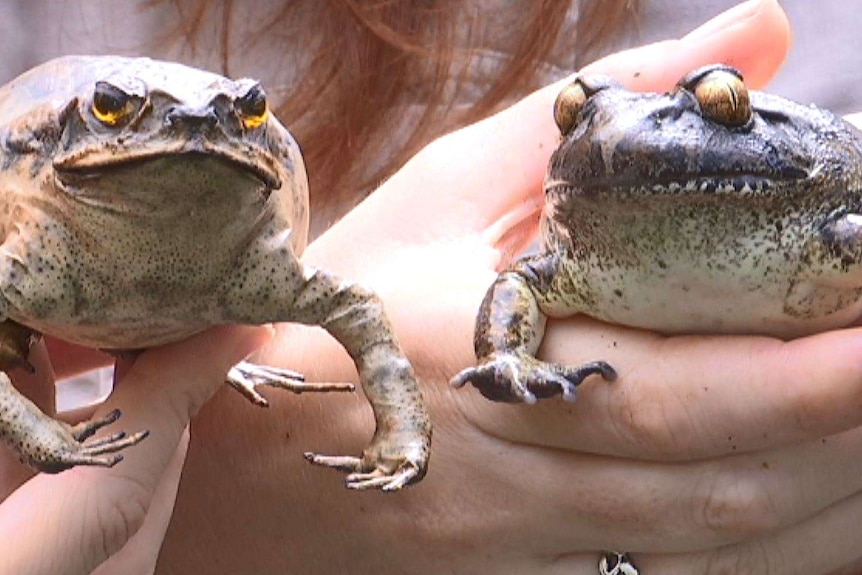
165, 106, 219, 130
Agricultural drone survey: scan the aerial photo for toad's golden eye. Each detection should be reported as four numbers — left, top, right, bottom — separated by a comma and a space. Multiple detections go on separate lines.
692, 68, 751, 127
553, 80, 589, 136
236, 83, 268, 129
92, 81, 137, 126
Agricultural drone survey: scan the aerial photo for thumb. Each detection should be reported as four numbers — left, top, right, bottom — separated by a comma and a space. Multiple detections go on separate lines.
0, 325, 272, 575
106, 325, 274, 483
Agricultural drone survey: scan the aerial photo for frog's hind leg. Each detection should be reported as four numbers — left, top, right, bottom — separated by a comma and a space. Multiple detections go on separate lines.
226, 360, 354, 407
281, 267, 431, 491
221, 249, 431, 492
451, 253, 616, 403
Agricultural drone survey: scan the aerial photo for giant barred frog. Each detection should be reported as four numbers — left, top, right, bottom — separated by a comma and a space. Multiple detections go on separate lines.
453, 64, 862, 404
0, 56, 430, 491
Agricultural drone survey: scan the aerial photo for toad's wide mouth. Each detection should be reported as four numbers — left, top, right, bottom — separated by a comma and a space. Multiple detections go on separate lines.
545, 170, 810, 198
53, 140, 282, 190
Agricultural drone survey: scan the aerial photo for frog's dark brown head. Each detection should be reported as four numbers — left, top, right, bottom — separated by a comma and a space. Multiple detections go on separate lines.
546, 64, 862, 204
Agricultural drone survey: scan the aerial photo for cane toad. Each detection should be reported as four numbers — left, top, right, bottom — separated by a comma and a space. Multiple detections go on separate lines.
0, 56, 430, 491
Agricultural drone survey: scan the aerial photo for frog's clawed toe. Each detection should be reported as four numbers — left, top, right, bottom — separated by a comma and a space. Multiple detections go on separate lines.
227, 360, 354, 407
32, 411, 149, 474
451, 352, 616, 403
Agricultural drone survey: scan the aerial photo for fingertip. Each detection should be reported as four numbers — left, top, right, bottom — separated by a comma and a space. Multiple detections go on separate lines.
682, 0, 788, 45
585, 0, 791, 92
680, 0, 791, 89
781, 328, 862, 408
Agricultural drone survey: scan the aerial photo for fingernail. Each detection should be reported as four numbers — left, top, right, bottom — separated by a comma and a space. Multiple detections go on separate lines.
683, 0, 770, 41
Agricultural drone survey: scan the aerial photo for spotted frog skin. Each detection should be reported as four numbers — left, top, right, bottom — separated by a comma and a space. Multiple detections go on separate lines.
0, 56, 430, 491
453, 64, 862, 404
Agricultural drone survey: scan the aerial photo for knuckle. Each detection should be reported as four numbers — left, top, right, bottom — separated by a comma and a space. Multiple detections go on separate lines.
91, 476, 152, 559
613, 384, 685, 456
698, 472, 781, 538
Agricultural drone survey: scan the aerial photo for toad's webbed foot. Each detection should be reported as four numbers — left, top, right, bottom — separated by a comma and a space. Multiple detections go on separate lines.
305, 428, 429, 491
226, 360, 354, 407
451, 351, 616, 404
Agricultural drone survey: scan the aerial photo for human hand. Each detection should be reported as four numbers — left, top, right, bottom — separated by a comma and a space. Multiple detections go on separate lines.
0, 326, 271, 575
153, 2, 862, 575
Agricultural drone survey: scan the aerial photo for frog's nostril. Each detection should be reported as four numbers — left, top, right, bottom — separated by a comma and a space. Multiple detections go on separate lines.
165, 107, 219, 130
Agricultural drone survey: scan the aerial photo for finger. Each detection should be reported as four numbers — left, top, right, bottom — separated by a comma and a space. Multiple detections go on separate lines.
542, 426, 862, 553
90, 429, 190, 575
638, 485, 862, 575
0, 325, 271, 575
92, 324, 273, 489
431, 413, 862, 555
590, 0, 790, 92
457, 320, 862, 462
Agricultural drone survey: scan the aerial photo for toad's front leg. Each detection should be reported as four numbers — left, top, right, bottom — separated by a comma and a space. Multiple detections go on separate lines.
224, 253, 431, 491
294, 268, 430, 490
451, 253, 615, 403
0, 322, 148, 473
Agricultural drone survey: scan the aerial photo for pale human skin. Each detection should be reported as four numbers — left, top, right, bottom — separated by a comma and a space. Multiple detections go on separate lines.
3, 1, 862, 574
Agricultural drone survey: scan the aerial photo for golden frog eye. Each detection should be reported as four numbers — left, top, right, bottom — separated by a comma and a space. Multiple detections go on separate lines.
692, 68, 751, 127
91, 81, 137, 126
553, 80, 588, 136
236, 83, 268, 129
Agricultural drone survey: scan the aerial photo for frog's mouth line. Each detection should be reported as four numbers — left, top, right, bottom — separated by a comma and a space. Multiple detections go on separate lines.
53, 142, 282, 190
545, 171, 809, 197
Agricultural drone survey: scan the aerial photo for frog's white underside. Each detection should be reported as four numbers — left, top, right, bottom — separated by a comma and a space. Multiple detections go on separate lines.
559, 256, 862, 339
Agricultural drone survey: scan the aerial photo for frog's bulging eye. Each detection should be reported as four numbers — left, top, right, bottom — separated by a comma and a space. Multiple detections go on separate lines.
236, 83, 268, 129
691, 68, 751, 127
553, 81, 589, 136
91, 81, 138, 126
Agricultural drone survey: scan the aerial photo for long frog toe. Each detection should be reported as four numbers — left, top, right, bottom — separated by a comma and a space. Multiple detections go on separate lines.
226, 361, 354, 407
303, 452, 363, 472
69, 408, 122, 441
552, 360, 617, 401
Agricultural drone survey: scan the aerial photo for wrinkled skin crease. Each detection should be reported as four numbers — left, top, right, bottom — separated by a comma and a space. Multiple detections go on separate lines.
0, 55, 430, 491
